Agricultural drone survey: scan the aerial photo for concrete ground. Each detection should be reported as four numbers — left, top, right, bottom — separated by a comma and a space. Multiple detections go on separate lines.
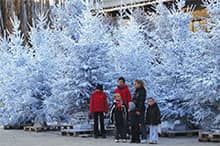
0, 128, 219, 146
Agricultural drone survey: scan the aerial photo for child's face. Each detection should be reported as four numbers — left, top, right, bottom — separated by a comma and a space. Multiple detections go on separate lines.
114, 95, 121, 101
148, 99, 155, 106
114, 94, 121, 101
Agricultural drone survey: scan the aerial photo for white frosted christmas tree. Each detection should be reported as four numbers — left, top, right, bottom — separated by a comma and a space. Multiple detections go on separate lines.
74, 7, 114, 103
0, 16, 35, 126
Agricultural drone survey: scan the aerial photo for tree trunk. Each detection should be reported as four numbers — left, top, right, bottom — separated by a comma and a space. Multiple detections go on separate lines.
0, 0, 63, 38
0, 0, 14, 36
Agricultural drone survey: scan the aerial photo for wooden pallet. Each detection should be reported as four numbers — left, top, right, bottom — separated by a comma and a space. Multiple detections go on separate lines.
60, 125, 74, 130
24, 126, 60, 132
209, 133, 220, 142
105, 124, 115, 135
199, 131, 210, 142
199, 131, 220, 142
48, 125, 61, 131
3, 125, 25, 130
61, 129, 93, 137
161, 130, 199, 137
105, 124, 115, 130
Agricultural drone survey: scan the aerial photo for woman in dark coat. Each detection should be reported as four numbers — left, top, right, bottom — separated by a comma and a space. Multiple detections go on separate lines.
146, 97, 161, 144
133, 80, 147, 143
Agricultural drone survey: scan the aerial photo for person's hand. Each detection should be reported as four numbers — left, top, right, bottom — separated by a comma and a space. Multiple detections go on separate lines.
136, 111, 141, 115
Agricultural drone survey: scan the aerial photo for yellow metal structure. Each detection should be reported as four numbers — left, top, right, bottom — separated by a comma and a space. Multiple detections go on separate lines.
189, 8, 209, 32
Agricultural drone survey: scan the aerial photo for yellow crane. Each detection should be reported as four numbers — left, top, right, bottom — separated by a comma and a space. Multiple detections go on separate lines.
189, 8, 209, 32
183, 0, 209, 32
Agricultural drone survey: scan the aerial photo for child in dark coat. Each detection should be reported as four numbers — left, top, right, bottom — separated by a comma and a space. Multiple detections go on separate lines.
110, 93, 127, 143
146, 97, 161, 144
128, 102, 141, 143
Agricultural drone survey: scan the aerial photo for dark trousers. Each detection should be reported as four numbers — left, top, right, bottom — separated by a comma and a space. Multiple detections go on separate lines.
125, 109, 130, 136
140, 111, 147, 140
115, 123, 126, 140
131, 125, 140, 143
93, 112, 105, 136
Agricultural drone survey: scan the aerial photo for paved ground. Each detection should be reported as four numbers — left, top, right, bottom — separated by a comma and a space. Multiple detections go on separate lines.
0, 128, 219, 146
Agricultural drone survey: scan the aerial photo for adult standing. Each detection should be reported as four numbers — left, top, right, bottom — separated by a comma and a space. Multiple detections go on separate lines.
90, 84, 108, 138
133, 80, 147, 143
114, 77, 132, 137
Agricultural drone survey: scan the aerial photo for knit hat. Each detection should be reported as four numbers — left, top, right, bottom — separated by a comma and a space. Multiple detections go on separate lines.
96, 84, 103, 91
128, 102, 136, 112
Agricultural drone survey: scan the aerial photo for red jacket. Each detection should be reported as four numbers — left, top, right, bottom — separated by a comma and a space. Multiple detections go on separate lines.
114, 85, 132, 108
90, 90, 108, 113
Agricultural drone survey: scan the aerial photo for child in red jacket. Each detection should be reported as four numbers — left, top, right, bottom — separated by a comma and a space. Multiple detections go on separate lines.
90, 84, 108, 138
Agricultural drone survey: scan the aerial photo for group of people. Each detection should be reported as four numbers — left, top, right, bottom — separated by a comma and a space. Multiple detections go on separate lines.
89, 77, 161, 144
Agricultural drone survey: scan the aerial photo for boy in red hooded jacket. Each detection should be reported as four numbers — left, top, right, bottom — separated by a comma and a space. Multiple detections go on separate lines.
90, 84, 108, 138
114, 77, 132, 109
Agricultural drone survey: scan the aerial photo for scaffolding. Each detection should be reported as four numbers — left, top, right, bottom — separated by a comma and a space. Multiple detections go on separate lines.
90, 0, 173, 12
